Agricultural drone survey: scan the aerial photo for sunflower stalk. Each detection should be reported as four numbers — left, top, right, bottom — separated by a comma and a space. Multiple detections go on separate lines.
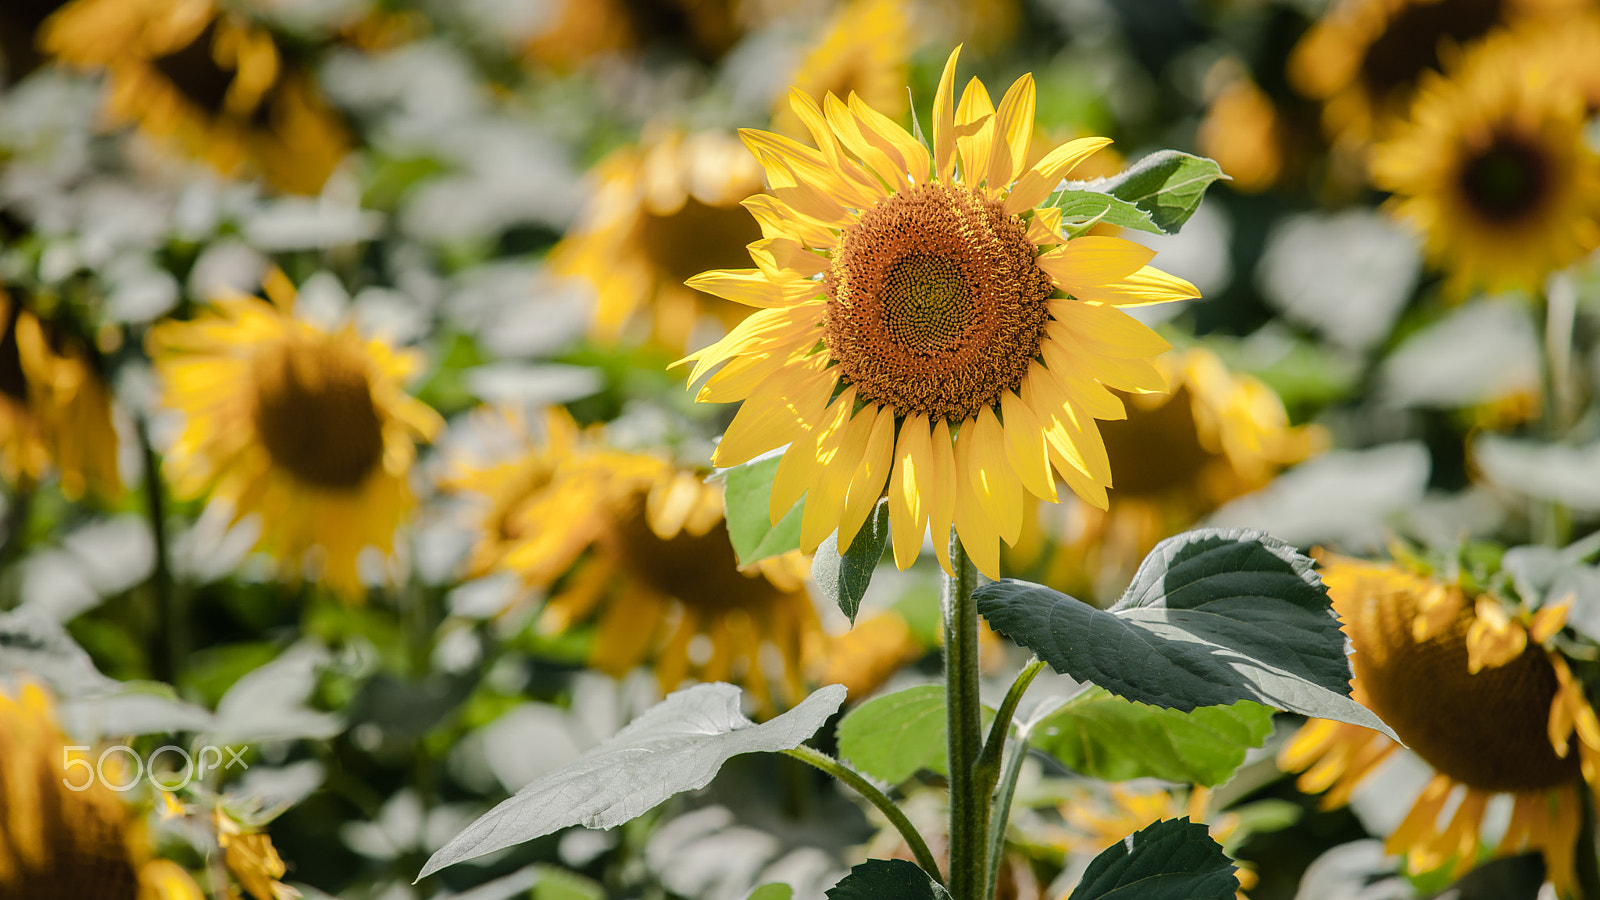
782, 745, 943, 883
944, 528, 989, 900
982, 663, 1045, 900
136, 415, 184, 688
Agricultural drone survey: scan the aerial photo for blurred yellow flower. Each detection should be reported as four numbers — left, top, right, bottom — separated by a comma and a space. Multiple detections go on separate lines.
444, 408, 824, 712
550, 129, 768, 351
522, 0, 744, 70
814, 609, 923, 701
42, 0, 349, 194
217, 812, 300, 900
0, 682, 205, 900
0, 288, 121, 501
1372, 34, 1600, 295
680, 47, 1198, 579
1281, 556, 1595, 893
148, 270, 442, 600
1198, 68, 1286, 194
772, 0, 912, 139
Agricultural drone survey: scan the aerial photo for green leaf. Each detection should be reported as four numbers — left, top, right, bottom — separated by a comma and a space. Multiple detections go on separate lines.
418, 683, 846, 879
826, 859, 951, 900
532, 865, 606, 900
721, 451, 804, 565
1077, 151, 1228, 235
1068, 818, 1238, 900
812, 502, 891, 623
1043, 190, 1158, 234
976, 529, 1396, 738
837, 685, 947, 782
746, 885, 794, 900
1034, 687, 1273, 786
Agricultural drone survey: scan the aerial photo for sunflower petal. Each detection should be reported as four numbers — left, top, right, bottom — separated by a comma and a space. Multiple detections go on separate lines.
952, 420, 1001, 578
850, 92, 931, 185
1040, 339, 1127, 421
1048, 299, 1172, 357
1038, 236, 1157, 296
686, 268, 824, 307
838, 404, 897, 552
933, 46, 962, 183
787, 87, 885, 207
824, 92, 903, 191
1069, 265, 1201, 306
968, 405, 1023, 544
928, 418, 958, 575
741, 194, 839, 249
770, 379, 849, 522
985, 73, 1036, 196
801, 400, 877, 552
955, 76, 995, 187
1000, 389, 1057, 502
1004, 136, 1115, 215
888, 415, 933, 570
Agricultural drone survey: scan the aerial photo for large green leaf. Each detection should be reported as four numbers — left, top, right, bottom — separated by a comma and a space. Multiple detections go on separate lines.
1068, 818, 1238, 900
1034, 687, 1273, 786
826, 859, 950, 900
1042, 190, 1158, 235
812, 502, 890, 624
721, 451, 804, 565
1073, 151, 1227, 235
836, 685, 998, 781
976, 529, 1395, 738
418, 683, 845, 878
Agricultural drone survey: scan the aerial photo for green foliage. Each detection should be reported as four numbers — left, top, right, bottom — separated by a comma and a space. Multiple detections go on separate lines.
720, 450, 804, 565
812, 502, 891, 624
824, 859, 951, 900
835, 684, 995, 781
1069, 151, 1228, 235
1033, 688, 1273, 786
745, 885, 795, 900
1067, 818, 1238, 900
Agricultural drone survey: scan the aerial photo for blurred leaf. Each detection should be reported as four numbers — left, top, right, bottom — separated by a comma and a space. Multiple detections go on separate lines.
419, 683, 846, 878
532, 864, 606, 900
1474, 436, 1600, 511
838, 685, 939, 781
977, 529, 1395, 737
1073, 151, 1227, 235
349, 671, 479, 740
1068, 818, 1237, 900
0, 608, 117, 695
1032, 687, 1273, 786
1294, 840, 1411, 900
721, 450, 804, 565
747, 885, 795, 900
207, 643, 342, 745
813, 503, 890, 624
1501, 541, 1600, 643
413, 331, 487, 415
825, 859, 949, 900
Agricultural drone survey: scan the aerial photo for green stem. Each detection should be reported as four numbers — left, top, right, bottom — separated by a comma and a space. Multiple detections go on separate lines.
983, 713, 1038, 900
782, 746, 943, 884
137, 417, 184, 687
976, 660, 1045, 785
944, 529, 986, 900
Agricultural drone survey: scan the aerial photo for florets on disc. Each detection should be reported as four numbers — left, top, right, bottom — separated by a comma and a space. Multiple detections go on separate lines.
826, 183, 1053, 422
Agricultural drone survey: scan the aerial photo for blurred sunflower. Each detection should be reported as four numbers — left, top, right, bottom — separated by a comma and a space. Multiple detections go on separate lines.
0, 682, 205, 900
444, 409, 823, 713
0, 288, 121, 501
1280, 556, 1595, 892
1013, 348, 1323, 601
1055, 784, 1256, 898
522, 0, 744, 70
679, 48, 1199, 579
549, 129, 768, 351
1371, 37, 1600, 296
771, 0, 912, 139
1198, 67, 1287, 194
41, 0, 349, 194
147, 270, 442, 600
217, 813, 299, 900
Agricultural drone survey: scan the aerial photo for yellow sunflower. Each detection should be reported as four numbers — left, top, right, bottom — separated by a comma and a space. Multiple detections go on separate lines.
42, 0, 349, 194
550, 128, 769, 351
147, 270, 442, 600
0, 288, 121, 501
1012, 347, 1324, 601
679, 48, 1199, 579
0, 682, 205, 900
1371, 37, 1600, 296
1280, 556, 1597, 893
522, 0, 744, 70
1055, 784, 1256, 898
1198, 66, 1287, 194
444, 409, 824, 713
771, 0, 912, 140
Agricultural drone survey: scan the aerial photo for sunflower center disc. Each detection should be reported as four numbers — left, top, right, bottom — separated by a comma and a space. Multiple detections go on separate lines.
1098, 386, 1216, 497
1344, 584, 1578, 792
826, 183, 1053, 422
603, 491, 783, 613
252, 339, 386, 491
1459, 132, 1549, 220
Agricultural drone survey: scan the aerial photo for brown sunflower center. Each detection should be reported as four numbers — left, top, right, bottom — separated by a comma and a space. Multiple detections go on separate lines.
637, 196, 764, 289
252, 338, 385, 491
825, 182, 1053, 422
1342, 584, 1577, 793
0, 300, 26, 403
1098, 387, 1216, 497
603, 492, 787, 613
1359, 0, 1501, 104
1458, 132, 1550, 221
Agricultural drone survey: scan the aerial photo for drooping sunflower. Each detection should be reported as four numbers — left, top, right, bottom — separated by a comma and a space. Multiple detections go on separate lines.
41, 0, 349, 194
0, 682, 206, 900
1280, 556, 1597, 893
1012, 347, 1324, 601
679, 48, 1199, 579
549, 128, 768, 351
0, 287, 121, 501
1371, 37, 1600, 296
443, 408, 824, 713
771, 0, 912, 139
147, 270, 442, 600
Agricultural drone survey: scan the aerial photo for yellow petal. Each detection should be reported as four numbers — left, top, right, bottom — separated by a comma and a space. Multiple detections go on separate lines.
687, 268, 824, 308
770, 377, 849, 522
968, 405, 1023, 544
1038, 236, 1157, 296
801, 400, 877, 552
985, 73, 1036, 197
786, 87, 885, 207
952, 422, 1001, 578
748, 237, 829, 280
838, 404, 897, 552
888, 414, 933, 570
824, 92, 903, 191
1004, 136, 1114, 215
1000, 389, 1057, 502
1049, 326, 1169, 394
714, 363, 831, 466
1039, 338, 1127, 421
955, 76, 995, 186
741, 128, 866, 211
1048, 298, 1172, 358
928, 417, 958, 575
1068, 264, 1201, 306
933, 46, 962, 183
679, 301, 821, 384
1026, 207, 1065, 245
849, 92, 931, 186
741, 194, 839, 249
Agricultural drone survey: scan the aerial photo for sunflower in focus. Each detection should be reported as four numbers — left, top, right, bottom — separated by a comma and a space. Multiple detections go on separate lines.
771, 0, 912, 139
41, 0, 349, 194
1014, 348, 1323, 601
1281, 556, 1597, 892
444, 409, 823, 713
0, 288, 121, 500
1055, 784, 1256, 898
550, 129, 768, 351
0, 682, 205, 900
148, 270, 442, 600
1371, 37, 1600, 296
679, 48, 1199, 579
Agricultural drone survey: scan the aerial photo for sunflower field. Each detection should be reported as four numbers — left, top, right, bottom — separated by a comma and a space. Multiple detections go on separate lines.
10, 0, 1600, 898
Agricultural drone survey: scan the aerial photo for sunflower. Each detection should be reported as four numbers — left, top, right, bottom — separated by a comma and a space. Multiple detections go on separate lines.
0, 287, 121, 501
771, 0, 912, 140
1198, 67, 1287, 194
147, 270, 442, 600
1012, 347, 1324, 602
1371, 36, 1600, 296
444, 409, 824, 713
0, 682, 205, 900
521, 0, 743, 70
678, 48, 1199, 579
41, 0, 349, 194
550, 128, 769, 351
1280, 556, 1597, 893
